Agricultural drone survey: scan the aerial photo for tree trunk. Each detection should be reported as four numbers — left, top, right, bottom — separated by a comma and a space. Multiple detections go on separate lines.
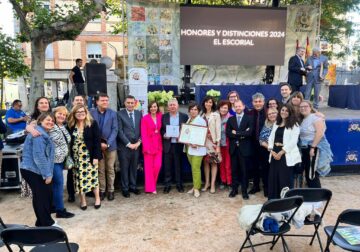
0, 77, 3, 109
29, 39, 47, 110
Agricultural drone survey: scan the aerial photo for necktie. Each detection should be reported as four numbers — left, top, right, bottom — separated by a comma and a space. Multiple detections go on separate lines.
237, 116, 241, 127
129, 112, 135, 128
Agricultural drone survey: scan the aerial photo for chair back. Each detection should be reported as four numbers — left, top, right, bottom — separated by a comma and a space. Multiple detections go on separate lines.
262, 196, 304, 213
338, 209, 360, 226
285, 188, 332, 203
1, 227, 70, 249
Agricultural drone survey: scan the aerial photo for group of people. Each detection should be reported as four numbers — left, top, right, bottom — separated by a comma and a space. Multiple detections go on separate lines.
5, 79, 332, 228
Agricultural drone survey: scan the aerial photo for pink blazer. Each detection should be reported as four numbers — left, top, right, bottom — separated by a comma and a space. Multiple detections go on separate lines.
141, 113, 163, 155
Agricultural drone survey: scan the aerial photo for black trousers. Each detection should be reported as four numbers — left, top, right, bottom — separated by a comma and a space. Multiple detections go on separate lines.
163, 144, 183, 187
118, 146, 140, 192
230, 147, 250, 193
74, 83, 85, 96
20, 169, 55, 227
251, 143, 269, 191
290, 84, 301, 93
301, 146, 321, 188
66, 168, 75, 198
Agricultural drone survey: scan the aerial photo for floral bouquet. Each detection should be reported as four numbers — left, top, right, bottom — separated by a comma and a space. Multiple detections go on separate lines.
206, 89, 221, 102
148, 90, 174, 107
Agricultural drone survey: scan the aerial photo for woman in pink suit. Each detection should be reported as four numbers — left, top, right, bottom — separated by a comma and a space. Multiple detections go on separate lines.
141, 101, 162, 194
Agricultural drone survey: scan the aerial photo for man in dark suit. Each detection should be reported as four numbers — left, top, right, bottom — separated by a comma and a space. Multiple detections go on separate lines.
288, 47, 306, 92
117, 95, 142, 198
248, 93, 268, 196
90, 93, 118, 201
226, 100, 254, 199
160, 98, 188, 193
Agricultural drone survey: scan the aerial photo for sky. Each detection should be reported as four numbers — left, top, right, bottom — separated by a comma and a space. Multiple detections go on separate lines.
0, 0, 15, 37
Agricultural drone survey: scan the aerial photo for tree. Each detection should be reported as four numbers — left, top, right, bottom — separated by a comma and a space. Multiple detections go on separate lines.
0, 33, 30, 107
9, 0, 106, 108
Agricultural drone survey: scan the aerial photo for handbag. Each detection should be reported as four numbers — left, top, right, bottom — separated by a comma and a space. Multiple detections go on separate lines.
57, 125, 75, 169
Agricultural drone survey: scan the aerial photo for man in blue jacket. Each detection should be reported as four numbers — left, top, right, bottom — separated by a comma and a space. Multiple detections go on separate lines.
90, 93, 118, 201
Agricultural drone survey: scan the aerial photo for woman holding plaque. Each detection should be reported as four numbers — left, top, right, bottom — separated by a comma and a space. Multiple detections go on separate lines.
267, 104, 301, 199
185, 103, 207, 198
200, 96, 221, 193
141, 101, 162, 194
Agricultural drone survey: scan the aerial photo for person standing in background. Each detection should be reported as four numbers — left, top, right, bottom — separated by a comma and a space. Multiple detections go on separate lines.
288, 47, 306, 92
69, 58, 85, 96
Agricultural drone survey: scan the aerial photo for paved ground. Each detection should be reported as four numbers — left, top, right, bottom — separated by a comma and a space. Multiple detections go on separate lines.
0, 175, 359, 252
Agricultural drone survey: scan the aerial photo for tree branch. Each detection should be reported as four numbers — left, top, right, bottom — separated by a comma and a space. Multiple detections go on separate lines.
32, 0, 106, 42
8, 0, 32, 38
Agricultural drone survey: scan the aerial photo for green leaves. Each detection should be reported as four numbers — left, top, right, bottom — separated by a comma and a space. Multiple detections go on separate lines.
148, 90, 174, 107
206, 89, 221, 97
0, 33, 30, 80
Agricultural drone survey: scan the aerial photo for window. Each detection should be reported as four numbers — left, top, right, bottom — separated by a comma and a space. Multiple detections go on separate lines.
86, 43, 102, 59
45, 44, 53, 59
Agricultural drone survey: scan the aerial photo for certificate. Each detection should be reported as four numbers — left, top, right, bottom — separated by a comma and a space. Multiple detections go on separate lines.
166, 125, 179, 138
179, 123, 207, 146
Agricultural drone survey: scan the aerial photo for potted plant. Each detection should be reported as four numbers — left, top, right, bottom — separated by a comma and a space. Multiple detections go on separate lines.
148, 90, 174, 112
206, 89, 221, 103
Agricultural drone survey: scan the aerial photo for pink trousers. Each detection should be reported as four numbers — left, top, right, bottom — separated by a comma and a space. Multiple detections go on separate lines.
144, 153, 162, 193
220, 146, 232, 185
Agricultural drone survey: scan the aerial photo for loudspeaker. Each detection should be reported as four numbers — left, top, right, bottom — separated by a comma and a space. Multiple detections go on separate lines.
85, 63, 107, 96
0, 155, 21, 189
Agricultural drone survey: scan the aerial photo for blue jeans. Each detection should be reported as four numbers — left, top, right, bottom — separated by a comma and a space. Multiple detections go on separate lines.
53, 163, 64, 211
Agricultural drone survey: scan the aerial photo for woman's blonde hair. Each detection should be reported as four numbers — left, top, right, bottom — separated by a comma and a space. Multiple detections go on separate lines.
53, 106, 68, 124
265, 107, 278, 127
68, 105, 93, 128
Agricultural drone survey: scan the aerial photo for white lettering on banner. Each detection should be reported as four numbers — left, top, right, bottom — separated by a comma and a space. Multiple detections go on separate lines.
180, 29, 215, 37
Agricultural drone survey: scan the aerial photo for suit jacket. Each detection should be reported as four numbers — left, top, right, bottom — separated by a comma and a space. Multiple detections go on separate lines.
268, 124, 301, 166
288, 55, 305, 87
141, 113, 162, 155
248, 107, 267, 141
201, 111, 221, 144
226, 113, 254, 157
160, 112, 188, 153
90, 108, 118, 151
117, 109, 142, 148
68, 121, 102, 163
305, 55, 329, 83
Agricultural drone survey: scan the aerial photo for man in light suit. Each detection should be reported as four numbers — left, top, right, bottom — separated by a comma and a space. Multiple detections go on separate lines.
288, 47, 306, 92
160, 98, 188, 194
226, 100, 254, 200
305, 47, 329, 109
117, 95, 142, 198
90, 93, 118, 201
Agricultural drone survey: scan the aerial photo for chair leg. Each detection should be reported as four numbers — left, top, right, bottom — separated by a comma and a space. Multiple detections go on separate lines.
270, 235, 281, 250
310, 223, 320, 245
281, 235, 290, 252
324, 237, 331, 252
239, 231, 255, 252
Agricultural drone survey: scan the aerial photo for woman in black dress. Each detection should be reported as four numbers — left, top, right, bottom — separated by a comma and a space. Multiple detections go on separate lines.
267, 104, 301, 199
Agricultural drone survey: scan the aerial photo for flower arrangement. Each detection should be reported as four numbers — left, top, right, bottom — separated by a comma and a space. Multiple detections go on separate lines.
148, 90, 174, 107
206, 89, 221, 101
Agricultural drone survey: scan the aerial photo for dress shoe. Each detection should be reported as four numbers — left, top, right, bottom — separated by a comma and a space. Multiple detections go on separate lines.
176, 185, 184, 193
67, 195, 75, 203
107, 192, 115, 201
201, 184, 210, 192
100, 192, 106, 201
194, 189, 200, 198
163, 186, 171, 194
229, 189, 238, 198
122, 191, 130, 198
56, 209, 75, 218
94, 203, 101, 209
129, 188, 140, 195
242, 192, 249, 200
51, 206, 56, 214
248, 187, 260, 195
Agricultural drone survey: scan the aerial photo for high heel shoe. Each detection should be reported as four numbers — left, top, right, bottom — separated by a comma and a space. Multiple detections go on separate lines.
94, 203, 101, 209
80, 204, 87, 211
187, 188, 194, 194
210, 186, 216, 194
201, 185, 210, 192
